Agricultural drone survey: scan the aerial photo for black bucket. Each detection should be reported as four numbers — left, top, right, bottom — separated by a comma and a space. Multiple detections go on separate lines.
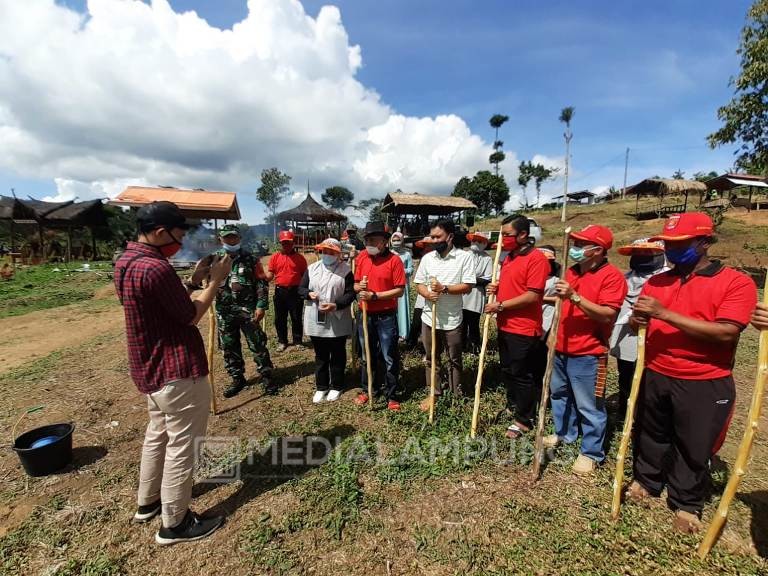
13, 423, 75, 477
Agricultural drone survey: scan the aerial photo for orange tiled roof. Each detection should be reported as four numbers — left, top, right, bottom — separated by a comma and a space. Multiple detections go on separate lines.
111, 186, 240, 220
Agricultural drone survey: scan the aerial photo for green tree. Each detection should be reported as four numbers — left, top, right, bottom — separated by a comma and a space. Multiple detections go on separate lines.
671, 169, 686, 180
517, 161, 534, 209
559, 106, 575, 222
256, 167, 291, 240
452, 171, 509, 216
489, 114, 510, 176
321, 186, 354, 210
693, 170, 720, 182
532, 163, 558, 208
708, 0, 768, 173
358, 197, 384, 222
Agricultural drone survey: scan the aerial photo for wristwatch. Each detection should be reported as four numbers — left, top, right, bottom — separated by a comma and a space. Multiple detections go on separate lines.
497, 301, 505, 312
569, 293, 582, 304
372, 292, 379, 301
441, 285, 449, 294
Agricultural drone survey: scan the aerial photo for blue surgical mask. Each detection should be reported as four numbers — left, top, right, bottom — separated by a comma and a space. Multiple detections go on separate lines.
666, 243, 700, 266
321, 254, 337, 267
568, 246, 587, 262
470, 243, 485, 253
223, 243, 241, 253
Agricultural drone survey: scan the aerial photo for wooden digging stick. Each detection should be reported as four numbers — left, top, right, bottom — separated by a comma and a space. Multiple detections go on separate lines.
470, 227, 505, 438
350, 257, 359, 370
611, 325, 647, 520
207, 301, 218, 415
532, 227, 571, 479
698, 271, 768, 558
361, 276, 374, 408
428, 277, 438, 424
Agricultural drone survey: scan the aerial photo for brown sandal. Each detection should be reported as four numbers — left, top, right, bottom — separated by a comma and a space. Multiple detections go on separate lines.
673, 510, 702, 534
505, 422, 531, 439
625, 481, 651, 504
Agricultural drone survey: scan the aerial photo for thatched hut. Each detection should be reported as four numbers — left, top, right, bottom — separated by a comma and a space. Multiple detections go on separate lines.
277, 193, 346, 248
625, 178, 707, 220
380, 192, 477, 237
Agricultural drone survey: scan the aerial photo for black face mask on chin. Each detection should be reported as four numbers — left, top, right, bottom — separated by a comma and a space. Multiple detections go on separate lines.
630, 253, 665, 273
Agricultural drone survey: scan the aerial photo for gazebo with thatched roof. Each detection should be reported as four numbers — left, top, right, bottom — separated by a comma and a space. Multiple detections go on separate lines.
380, 192, 477, 238
278, 193, 346, 249
625, 178, 708, 220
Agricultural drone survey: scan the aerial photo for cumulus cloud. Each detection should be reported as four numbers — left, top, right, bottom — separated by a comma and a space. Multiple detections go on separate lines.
0, 0, 494, 219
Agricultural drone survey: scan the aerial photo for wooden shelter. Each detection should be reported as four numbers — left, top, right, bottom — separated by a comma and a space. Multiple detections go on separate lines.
380, 192, 477, 237
277, 193, 346, 249
551, 190, 596, 205
111, 186, 241, 222
705, 173, 768, 211
625, 178, 707, 220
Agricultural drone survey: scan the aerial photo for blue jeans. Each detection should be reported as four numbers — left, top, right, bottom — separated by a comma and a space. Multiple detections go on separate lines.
549, 353, 607, 462
357, 312, 400, 400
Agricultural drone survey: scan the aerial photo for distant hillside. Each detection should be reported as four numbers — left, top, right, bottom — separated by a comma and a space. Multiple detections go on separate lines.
476, 198, 768, 275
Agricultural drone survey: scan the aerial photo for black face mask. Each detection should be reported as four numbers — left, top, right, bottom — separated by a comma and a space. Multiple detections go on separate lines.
433, 241, 450, 255
630, 253, 665, 273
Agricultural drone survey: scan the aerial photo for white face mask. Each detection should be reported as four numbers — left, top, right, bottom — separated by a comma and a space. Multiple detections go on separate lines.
366, 246, 380, 256
391, 241, 403, 248
470, 243, 485, 253
223, 243, 241, 253
321, 254, 337, 266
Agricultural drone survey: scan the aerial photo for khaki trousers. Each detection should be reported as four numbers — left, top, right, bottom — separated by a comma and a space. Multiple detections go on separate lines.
137, 376, 210, 528
421, 323, 465, 397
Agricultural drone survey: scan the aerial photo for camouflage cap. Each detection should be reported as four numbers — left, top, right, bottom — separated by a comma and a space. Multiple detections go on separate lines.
219, 224, 241, 237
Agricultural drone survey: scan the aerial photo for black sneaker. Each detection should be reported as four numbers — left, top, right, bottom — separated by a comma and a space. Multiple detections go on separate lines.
132, 500, 161, 524
264, 378, 279, 396
223, 377, 247, 398
155, 510, 224, 546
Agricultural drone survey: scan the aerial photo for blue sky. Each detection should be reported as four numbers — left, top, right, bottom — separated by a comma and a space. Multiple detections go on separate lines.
0, 0, 753, 221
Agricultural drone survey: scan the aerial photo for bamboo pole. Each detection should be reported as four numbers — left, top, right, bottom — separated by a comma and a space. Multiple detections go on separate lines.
361, 275, 374, 409
611, 325, 647, 520
428, 280, 438, 424
350, 257, 359, 370
532, 227, 571, 479
207, 301, 218, 415
470, 227, 505, 438
698, 272, 768, 558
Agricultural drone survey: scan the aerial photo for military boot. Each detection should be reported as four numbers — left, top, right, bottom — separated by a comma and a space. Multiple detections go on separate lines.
223, 376, 247, 398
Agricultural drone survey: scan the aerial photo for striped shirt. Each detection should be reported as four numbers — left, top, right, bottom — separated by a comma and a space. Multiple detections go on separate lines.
414, 247, 475, 330
115, 242, 208, 394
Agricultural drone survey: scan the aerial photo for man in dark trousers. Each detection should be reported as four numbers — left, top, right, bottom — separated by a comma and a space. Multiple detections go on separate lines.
266, 230, 308, 351
213, 224, 276, 398
115, 201, 231, 545
627, 212, 757, 533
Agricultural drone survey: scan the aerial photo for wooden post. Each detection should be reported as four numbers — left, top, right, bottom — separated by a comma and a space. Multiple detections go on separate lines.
350, 257, 359, 370
428, 294, 438, 424
532, 227, 571, 479
698, 271, 768, 557
611, 326, 647, 520
207, 300, 218, 415
470, 227, 504, 438
361, 276, 374, 408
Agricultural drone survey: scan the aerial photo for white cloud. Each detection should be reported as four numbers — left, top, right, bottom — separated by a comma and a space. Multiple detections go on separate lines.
0, 0, 495, 221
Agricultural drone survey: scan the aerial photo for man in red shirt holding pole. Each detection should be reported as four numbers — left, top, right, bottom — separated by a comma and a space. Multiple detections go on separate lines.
545, 225, 627, 475
353, 221, 406, 410
485, 215, 550, 439
627, 212, 757, 533
266, 230, 308, 351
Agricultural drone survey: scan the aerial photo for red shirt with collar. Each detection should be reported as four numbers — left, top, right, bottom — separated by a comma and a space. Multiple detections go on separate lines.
353, 249, 406, 313
497, 246, 549, 337
641, 261, 757, 380
115, 242, 208, 394
268, 250, 307, 287
556, 260, 628, 356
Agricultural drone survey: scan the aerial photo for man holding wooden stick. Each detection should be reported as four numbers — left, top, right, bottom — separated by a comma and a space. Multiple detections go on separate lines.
626, 212, 757, 533
414, 219, 475, 410
484, 215, 549, 439
546, 225, 627, 475
115, 201, 231, 545
353, 222, 406, 411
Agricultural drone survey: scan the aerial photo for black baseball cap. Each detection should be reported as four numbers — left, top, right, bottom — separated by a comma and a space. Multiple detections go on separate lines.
136, 201, 190, 233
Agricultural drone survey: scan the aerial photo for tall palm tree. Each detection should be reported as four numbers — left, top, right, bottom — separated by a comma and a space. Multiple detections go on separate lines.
489, 114, 510, 176
559, 106, 575, 222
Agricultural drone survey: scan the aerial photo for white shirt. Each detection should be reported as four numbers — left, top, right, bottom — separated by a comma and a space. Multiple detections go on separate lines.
414, 246, 475, 330
462, 248, 493, 313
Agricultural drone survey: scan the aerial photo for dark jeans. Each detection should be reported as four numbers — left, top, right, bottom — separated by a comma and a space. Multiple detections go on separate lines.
274, 286, 303, 345
616, 358, 635, 419
406, 307, 423, 348
357, 312, 400, 400
310, 336, 346, 392
633, 369, 735, 514
498, 331, 541, 429
461, 309, 481, 352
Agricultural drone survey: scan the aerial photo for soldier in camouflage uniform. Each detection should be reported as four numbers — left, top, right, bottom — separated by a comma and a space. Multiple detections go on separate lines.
215, 225, 277, 398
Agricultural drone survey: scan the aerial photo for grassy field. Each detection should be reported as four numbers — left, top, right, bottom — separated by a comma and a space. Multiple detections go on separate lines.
0, 261, 112, 319
0, 204, 767, 575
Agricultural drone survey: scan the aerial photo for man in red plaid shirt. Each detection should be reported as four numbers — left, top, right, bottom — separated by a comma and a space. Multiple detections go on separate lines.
115, 201, 231, 546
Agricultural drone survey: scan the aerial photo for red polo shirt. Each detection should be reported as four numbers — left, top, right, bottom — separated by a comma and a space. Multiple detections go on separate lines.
641, 261, 756, 380
497, 246, 549, 337
268, 251, 307, 287
556, 260, 627, 356
354, 249, 406, 313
